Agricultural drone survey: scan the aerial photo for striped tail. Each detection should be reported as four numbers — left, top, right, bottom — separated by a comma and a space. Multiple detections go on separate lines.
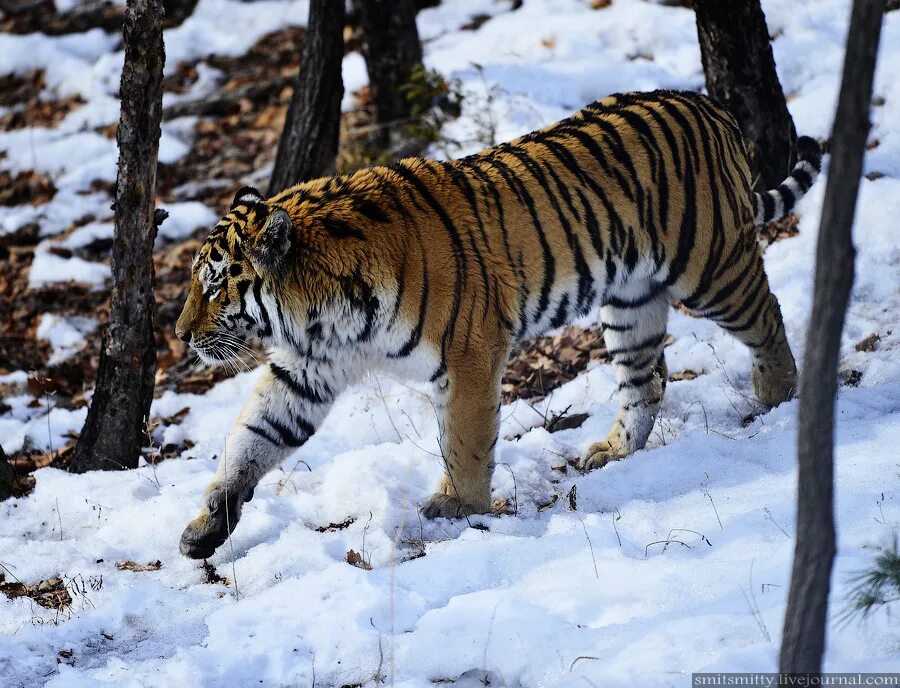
752, 136, 822, 224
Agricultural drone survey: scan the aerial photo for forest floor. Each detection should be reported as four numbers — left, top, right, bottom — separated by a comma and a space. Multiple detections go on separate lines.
1, 0, 899, 686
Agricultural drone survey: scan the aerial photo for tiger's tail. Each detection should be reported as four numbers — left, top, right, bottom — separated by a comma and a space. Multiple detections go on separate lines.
752, 136, 822, 224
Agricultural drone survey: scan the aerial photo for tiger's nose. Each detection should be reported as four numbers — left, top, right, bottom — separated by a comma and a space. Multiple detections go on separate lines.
175, 327, 192, 344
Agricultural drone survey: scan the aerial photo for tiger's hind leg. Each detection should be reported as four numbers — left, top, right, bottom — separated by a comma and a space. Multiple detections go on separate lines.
696, 243, 797, 406
580, 291, 669, 471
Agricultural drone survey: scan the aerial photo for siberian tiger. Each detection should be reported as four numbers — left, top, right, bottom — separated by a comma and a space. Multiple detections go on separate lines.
176, 89, 821, 559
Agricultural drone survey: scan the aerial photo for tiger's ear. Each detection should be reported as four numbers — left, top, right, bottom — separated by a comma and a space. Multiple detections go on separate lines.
231, 186, 263, 209
249, 207, 293, 275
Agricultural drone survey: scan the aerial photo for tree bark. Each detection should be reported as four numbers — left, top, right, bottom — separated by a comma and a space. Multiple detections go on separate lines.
70, 0, 165, 473
355, 0, 423, 149
268, 0, 344, 195
0, 445, 15, 501
779, 0, 884, 674
693, 0, 797, 190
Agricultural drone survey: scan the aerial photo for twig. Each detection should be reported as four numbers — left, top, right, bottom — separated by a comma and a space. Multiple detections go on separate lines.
763, 507, 791, 539
612, 508, 622, 547
743, 561, 771, 642
645, 539, 690, 557
498, 463, 518, 516
569, 656, 600, 672
221, 439, 240, 600
374, 376, 403, 443
701, 477, 723, 530
580, 519, 599, 579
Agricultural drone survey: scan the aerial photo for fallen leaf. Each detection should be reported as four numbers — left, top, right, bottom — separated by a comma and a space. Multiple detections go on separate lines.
855, 333, 880, 352
116, 560, 162, 572
346, 549, 371, 570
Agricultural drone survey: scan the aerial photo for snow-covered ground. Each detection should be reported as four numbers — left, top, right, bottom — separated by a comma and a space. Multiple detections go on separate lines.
1, 0, 899, 686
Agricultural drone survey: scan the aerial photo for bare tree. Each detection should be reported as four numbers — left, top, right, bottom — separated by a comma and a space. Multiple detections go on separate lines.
355, 0, 423, 150
693, 0, 797, 190
268, 0, 345, 195
70, 0, 166, 473
780, 0, 884, 674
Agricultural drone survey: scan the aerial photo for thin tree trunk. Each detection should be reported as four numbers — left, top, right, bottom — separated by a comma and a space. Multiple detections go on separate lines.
693, 0, 797, 190
780, 0, 884, 673
268, 0, 344, 195
355, 0, 423, 149
70, 0, 165, 473
0, 445, 15, 501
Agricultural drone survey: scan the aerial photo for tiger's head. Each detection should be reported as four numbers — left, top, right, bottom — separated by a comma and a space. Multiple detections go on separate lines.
175, 186, 297, 365
175, 181, 389, 365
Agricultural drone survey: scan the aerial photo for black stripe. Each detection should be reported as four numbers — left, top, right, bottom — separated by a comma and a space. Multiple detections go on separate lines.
549, 127, 635, 203
601, 320, 633, 332
549, 294, 570, 329
445, 163, 492, 320
245, 423, 280, 446
617, 370, 657, 391
793, 168, 813, 191
761, 192, 775, 221
503, 146, 594, 315
605, 285, 663, 309
390, 162, 466, 355
355, 199, 389, 222
264, 414, 306, 447
579, 110, 648, 227
661, 132, 698, 288
607, 332, 666, 358
386, 256, 408, 330
486, 154, 556, 325
252, 278, 273, 336
388, 250, 429, 359
321, 216, 366, 241
777, 183, 796, 213
269, 363, 331, 405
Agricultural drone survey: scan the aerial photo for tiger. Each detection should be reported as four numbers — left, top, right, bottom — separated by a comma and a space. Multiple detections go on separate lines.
175, 89, 821, 559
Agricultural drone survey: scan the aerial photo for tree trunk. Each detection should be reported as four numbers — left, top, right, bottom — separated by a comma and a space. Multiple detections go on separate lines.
693, 0, 797, 190
355, 0, 423, 149
779, 0, 884, 674
0, 445, 15, 501
70, 0, 165, 473
268, 0, 345, 195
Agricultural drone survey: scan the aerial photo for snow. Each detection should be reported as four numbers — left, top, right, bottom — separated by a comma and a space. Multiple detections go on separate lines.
2, 0, 900, 686
36, 314, 98, 366
158, 201, 220, 242
28, 243, 110, 290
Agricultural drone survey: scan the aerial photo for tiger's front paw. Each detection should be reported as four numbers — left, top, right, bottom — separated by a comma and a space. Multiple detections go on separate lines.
421, 493, 485, 520
180, 511, 229, 560
179, 484, 247, 559
578, 440, 626, 472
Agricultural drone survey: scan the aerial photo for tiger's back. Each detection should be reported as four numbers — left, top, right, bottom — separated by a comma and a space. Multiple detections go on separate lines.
176, 90, 821, 556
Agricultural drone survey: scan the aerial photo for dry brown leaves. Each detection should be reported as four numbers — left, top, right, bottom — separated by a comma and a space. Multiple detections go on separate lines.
758, 212, 800, 247
502, 326, 609, 403
0, 573, 72, 611
116, 560, 162, 572
855, 333, 880, 352
157, 27, 306, 211
0, 170, 57, 207
201, 561, 229, 585
346, 549, 372, 570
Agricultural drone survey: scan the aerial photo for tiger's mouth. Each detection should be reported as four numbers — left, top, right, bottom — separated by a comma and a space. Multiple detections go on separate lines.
191, 333, 256, 369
